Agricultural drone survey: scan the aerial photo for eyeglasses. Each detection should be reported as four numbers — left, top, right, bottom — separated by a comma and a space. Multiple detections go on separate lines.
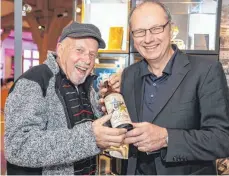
70, 47, 98, 60
132, 21, 170, 37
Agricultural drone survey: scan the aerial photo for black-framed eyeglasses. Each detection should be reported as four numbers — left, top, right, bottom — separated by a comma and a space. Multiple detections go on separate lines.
132, 21, 170, 37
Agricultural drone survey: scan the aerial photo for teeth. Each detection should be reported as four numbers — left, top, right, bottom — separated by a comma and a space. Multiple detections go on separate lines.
145, 45, 157, 49
80, 67, 87, 71
75, 65, 87, 71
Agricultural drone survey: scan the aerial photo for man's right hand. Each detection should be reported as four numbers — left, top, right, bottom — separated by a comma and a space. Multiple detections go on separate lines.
92, 114, 127, 149
98, 72, 123, 113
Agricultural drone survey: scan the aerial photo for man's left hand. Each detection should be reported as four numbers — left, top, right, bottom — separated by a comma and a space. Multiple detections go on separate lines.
124, 122, 168, 152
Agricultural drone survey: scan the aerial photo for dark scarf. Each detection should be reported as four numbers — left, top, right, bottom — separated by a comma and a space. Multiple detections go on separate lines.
56, 69, 97, 175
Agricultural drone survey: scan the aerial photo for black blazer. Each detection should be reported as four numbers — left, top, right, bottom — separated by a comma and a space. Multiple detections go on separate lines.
121, 50, 229, 175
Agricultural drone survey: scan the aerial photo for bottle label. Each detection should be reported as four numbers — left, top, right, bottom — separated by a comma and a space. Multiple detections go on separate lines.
104, 93, 132, 128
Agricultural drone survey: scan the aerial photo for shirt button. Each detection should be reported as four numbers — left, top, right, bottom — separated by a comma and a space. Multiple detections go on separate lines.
153, 83, 156, 86
150, 94, 154, 98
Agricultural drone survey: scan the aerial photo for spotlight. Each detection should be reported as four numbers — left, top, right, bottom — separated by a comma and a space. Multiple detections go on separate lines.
76, 7, 81, 13
57, 12, 68, 18
38, 25, 45, 30
23, 4, 32, 13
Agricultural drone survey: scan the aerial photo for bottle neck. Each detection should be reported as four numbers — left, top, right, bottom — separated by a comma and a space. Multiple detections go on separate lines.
104, 80, 113, 97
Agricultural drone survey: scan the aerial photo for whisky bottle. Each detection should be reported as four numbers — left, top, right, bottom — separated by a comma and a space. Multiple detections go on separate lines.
103, 81, 133, 131
103, 80, 134, 175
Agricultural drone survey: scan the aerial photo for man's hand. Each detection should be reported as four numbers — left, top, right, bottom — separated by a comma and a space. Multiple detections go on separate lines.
124, 122, 168, 152
108, 71, 122, 93
92, 114, 127, 149
99, 71, 123, 112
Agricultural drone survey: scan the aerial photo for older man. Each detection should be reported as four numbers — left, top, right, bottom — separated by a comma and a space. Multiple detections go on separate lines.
4, 22, 126, 175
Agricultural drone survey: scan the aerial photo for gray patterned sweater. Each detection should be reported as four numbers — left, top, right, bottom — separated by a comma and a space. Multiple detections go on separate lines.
4, 52, 101, 175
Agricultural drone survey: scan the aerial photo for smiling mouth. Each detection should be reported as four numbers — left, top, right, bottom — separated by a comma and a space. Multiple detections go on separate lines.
144, 44, 159, 50
75, 65, 87, 72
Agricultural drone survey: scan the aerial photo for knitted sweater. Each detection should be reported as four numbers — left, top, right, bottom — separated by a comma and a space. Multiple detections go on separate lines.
4, 51, 101, 175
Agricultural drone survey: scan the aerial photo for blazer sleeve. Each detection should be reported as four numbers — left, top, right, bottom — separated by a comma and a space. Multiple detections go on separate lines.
165, 61, 229, 162
4, 78, 100, 167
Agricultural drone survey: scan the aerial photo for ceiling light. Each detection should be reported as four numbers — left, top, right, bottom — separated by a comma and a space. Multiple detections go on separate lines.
76, 7, 81, 13
23, 4, 32, 13
38, 25, 45, 30
57, 12, 68, 18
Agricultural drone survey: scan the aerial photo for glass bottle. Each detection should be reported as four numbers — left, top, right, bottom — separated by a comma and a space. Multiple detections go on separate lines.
103, 81, 133, 131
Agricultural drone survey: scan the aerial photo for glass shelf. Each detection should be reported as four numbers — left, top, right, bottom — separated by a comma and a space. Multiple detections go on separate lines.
82, 0, 131, 53
93, 53, 129, 90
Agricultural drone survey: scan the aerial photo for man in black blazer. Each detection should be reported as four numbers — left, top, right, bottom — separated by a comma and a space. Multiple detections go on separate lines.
120, 0, 229, 175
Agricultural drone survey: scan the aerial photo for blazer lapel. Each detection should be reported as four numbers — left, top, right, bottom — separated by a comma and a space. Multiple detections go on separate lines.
134, 67, 144, 122
151, 52, 191, 122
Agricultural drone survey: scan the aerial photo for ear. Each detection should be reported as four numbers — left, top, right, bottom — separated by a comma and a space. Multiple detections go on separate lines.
170, 23, 174, 40
170, 23, 173, 36
56, 43, 64, 57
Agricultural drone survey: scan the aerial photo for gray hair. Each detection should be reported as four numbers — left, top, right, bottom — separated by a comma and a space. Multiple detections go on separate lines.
128, 0, 172, 27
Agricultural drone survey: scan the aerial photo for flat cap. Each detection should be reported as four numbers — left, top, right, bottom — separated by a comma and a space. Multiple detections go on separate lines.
59, 22, 106, 49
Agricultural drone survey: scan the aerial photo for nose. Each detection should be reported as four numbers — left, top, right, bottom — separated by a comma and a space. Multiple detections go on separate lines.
82, 53, 91, 65
144, 30, 155, 44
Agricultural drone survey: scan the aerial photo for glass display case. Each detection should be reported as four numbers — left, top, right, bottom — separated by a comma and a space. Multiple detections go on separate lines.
81, 0, 131, 53
130, 0, 222, 55
93, 53, 129, 90
80, 0, 131, 91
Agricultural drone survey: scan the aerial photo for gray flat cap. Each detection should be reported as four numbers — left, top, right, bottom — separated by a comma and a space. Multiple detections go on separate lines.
59, 22, 106, 49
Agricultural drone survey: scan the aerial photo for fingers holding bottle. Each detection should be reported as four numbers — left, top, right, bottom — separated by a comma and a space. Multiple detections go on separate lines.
92, 114, 127, 149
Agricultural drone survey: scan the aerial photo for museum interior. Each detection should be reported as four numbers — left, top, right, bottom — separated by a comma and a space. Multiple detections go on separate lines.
1, 0, 229, 175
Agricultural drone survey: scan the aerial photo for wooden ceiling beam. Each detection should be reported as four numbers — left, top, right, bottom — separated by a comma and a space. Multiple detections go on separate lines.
23, 0, 37, 7
39, 14, 72, 63
0, 25, 30, 32
3, 0, 14, 2
1, 13, 14, 27
24, 14, 42, 50
43, 0, 50, 32
22, 27, 32, 32
1, 30, 11, 41
36, 0, 43, 10
48, 0, 62, 9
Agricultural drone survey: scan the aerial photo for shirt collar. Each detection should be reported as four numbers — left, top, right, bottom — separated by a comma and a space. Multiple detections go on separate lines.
140, 44, 178, 77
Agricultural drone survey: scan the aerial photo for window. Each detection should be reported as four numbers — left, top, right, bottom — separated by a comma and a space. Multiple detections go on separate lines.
23, 49, 39, 72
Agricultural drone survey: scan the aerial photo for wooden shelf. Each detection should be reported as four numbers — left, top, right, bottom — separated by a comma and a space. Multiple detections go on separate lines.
98, 49, 129, 54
